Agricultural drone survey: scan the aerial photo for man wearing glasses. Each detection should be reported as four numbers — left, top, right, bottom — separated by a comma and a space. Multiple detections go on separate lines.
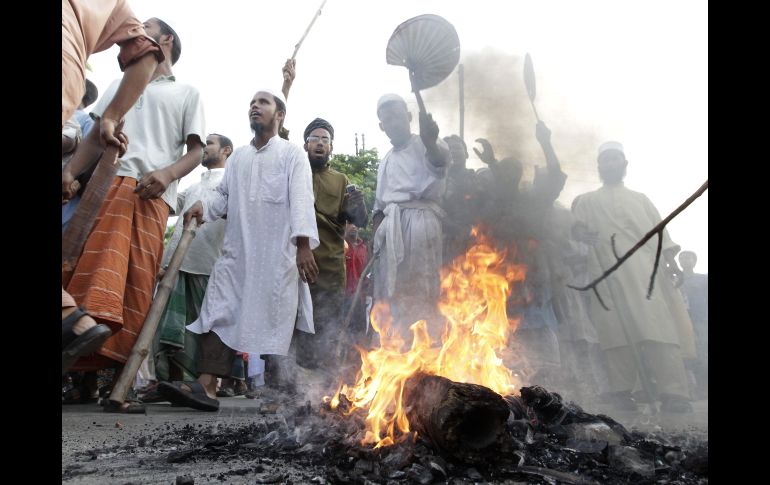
288, 118, 367, 385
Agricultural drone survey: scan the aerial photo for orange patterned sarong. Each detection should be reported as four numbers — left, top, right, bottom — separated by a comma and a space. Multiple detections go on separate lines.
64, 177, 169, 370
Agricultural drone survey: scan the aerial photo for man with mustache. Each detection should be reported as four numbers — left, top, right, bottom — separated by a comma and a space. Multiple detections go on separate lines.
160, 90, 318, 411
290, 118, 367, 384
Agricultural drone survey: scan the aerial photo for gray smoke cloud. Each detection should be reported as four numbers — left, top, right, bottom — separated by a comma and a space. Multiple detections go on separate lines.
417, 47, 603, 204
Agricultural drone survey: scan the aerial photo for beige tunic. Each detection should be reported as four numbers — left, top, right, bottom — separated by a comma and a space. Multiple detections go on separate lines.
572, 184, 695, 358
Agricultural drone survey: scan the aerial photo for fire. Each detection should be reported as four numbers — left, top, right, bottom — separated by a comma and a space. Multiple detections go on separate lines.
328, 227, 527, 447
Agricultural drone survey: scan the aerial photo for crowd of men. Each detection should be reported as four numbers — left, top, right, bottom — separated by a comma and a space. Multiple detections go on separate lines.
62, 0, 707, 415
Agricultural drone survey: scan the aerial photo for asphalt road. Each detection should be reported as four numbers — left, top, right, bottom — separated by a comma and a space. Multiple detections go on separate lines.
62, 393, 707, 484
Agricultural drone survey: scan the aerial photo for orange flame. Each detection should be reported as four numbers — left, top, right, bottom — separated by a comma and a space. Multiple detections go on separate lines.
328, 227, 527, 447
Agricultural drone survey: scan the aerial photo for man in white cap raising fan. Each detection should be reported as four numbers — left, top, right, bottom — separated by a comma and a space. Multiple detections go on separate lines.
372, 93, 450, 341
159, 89, 319, 411
571, 141, 696, 413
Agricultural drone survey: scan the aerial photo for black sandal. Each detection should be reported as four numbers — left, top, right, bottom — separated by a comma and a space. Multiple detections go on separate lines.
102, 400, 146, 414
158, 381, 220, 412
101, 388, 146, 413
62, 385, 98, 404
62, 307, 112, 375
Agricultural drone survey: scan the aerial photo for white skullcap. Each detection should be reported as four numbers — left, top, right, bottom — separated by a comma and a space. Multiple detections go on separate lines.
377, 93, 407, 113
255, 88, 287, 109
597, 141, 624, 157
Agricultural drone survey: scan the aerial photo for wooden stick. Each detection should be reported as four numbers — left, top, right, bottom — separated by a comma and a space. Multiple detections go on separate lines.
109, 219, 198, 405
335, 251, 379, 360
291, 0, 328, 60
61, 144, 120, 274
568, 180, 708, 301
458, 64, 465, 141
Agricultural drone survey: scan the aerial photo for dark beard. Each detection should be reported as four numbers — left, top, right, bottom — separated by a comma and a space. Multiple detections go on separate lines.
309, 155, 329, 168
250, 117, 275, 135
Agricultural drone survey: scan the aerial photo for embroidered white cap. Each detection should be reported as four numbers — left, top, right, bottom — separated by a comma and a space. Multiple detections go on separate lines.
597, 141, 624, 157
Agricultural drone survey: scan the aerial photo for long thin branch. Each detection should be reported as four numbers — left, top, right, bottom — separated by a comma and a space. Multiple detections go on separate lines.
647, 232, 664, 299
568, 180, 708, 310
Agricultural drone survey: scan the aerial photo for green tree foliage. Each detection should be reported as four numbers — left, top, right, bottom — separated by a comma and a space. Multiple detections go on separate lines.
329, 148, 379, 241
164, 223, 175, 245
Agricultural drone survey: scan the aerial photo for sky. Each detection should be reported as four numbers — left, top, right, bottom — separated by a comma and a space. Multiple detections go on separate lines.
84, 0, 708, 271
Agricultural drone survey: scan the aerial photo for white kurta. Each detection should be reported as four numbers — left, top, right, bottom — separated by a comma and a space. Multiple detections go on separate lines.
186, 135, 319, 356
161, 168, 227, 275
373, 134, 448, 336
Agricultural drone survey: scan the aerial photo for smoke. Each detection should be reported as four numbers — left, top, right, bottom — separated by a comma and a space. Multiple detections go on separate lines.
420, 48, 603, 202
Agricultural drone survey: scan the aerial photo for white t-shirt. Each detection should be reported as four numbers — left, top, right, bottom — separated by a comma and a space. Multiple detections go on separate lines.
91, 75, 206, 209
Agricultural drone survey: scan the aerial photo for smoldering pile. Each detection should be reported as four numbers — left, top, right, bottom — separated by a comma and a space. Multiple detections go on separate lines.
73, 381, 707, 484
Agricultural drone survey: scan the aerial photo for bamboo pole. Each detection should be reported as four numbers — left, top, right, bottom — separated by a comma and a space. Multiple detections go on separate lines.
109, 219, 198, 405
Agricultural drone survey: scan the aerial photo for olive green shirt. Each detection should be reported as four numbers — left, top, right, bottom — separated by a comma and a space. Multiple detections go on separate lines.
312, 165, 349, 290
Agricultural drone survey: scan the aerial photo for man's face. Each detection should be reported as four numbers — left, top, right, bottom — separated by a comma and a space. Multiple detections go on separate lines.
249, 92, 282, 133
202, 135, 223, 168
378, 101, 411, 146
679, 252, 697, 271
446, 138, 468, 166
142, 18, 165, 44
345, 224, 358, 241
497, 157, 523, 187
304, 128, 333, 167
597, 149, 627, 184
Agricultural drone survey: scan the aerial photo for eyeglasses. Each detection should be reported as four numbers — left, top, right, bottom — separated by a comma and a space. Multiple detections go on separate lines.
306, 135, 331, 145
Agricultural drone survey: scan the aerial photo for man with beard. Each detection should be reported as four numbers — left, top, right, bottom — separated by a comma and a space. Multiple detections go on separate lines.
146, 134, 233, 394
571, 141, 696, 413
62, 18, 206, 412
158, 90, 318, 411
372, 94, 450, 341
292, 118, 367, 379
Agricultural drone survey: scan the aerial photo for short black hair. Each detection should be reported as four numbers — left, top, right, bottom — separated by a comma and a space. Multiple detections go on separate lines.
82, 79, 98, 108
209, 133, 233, 151
155, 18, 182, 65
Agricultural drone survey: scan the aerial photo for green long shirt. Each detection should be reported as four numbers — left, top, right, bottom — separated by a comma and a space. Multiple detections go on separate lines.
312, 164, 349, 290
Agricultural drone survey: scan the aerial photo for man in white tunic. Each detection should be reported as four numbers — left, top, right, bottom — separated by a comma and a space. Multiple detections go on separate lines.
372, 94, 450, 341
571, 141, 696, 413
150, 133, 233, 386
158, 89, 319, 411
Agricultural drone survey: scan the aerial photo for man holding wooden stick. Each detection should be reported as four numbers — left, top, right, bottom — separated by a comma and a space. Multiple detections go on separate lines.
63, 18, 206, 412
61, 0, 163, 375
149, 133, 234, 389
